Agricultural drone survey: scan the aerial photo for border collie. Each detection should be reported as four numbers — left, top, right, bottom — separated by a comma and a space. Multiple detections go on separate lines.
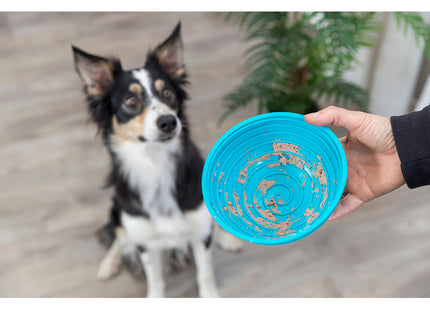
72, 23, 241, 298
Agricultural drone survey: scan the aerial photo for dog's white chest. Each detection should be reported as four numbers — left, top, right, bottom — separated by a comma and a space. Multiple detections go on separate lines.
111, 139, 213, 249
112, 139, 181, 217
121, 202, 213, 249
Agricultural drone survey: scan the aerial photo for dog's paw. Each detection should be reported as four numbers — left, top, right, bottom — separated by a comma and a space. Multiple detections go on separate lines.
214, 226, 244, 252
199, 286, 220, 298
217, 235, 243, 252
97, 257, 121, 281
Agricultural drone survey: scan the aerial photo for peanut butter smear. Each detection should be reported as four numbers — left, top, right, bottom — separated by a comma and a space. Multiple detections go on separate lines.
272, 142, 301, 154
257, 179, 276, 195
220, 141, 328, 238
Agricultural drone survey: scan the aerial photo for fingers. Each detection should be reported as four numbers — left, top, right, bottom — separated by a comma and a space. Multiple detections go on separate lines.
338, 136, 347, 145
304, 106, 365, 132
327, 193, 365, 221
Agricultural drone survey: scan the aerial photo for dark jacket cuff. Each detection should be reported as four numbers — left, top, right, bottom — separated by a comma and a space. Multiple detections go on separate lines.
391, 105, 430, 189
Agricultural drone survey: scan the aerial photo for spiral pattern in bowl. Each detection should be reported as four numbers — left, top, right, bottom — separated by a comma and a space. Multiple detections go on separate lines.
202, 112, 347, 245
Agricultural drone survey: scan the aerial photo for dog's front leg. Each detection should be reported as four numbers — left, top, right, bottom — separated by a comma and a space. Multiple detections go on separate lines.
191, 239, 219, 298
140, 249, 165, 298
97, 227, 125, 280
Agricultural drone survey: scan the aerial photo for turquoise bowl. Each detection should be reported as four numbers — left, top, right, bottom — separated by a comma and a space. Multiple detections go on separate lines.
202, 112, 347, 245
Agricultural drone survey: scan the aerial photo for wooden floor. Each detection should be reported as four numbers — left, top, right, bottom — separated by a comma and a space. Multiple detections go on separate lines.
1, 12, 430, 298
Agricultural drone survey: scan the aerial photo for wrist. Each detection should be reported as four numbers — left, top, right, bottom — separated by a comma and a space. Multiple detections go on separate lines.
391, 106, 430, 188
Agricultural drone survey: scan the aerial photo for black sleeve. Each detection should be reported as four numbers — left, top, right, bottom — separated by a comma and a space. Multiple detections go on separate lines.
390, 105, 430, 189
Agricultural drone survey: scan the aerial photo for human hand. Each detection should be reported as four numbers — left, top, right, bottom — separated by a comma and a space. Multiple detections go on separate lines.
305, 106, 405, 221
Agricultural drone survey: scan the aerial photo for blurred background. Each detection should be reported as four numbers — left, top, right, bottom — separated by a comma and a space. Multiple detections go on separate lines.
1, 11, 430, 297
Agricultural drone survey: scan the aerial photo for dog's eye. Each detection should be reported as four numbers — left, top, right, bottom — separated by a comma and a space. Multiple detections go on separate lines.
162, 89, 172, 99
124, 96, 137, 106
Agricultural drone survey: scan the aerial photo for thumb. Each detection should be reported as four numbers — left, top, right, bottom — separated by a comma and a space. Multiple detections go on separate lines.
305, 106, 365, 132
327, 193, 365, 221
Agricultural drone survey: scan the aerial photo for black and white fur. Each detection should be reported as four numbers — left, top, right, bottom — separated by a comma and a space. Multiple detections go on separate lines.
72, 23, 241, 298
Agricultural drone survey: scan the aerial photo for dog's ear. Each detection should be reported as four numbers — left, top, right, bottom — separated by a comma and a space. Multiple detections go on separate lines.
154, 22, 185, 79
72, 46, 120, 97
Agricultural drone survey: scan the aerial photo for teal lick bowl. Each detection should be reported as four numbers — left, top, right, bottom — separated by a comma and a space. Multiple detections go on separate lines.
202, 112, 347, 245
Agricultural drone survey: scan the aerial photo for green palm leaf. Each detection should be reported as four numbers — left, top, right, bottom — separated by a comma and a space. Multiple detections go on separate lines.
218, 12, 430, 124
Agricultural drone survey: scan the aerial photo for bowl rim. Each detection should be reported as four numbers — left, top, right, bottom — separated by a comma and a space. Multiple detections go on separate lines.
202, 112, 348, 245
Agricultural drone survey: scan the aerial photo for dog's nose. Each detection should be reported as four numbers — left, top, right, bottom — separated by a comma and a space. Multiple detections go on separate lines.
156, 115, 177, 133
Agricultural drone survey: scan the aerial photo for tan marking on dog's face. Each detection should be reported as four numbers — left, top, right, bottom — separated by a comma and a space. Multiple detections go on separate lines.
128, 83, 143, 94
110, 108, 149, 145
154, 79, 165, 92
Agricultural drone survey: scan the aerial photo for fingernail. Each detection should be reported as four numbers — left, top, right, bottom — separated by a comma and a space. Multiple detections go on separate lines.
306, 112, 320, 118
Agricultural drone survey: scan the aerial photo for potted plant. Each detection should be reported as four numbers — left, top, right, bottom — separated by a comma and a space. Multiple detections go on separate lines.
219, 12, 430, 123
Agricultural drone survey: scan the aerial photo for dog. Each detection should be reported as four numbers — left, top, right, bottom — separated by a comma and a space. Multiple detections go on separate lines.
72, 23, 242, 297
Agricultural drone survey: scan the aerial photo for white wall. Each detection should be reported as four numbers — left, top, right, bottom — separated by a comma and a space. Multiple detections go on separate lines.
345, 12, 430, 117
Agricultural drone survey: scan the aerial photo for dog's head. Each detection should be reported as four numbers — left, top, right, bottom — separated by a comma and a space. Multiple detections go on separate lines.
72, 23, 188, 144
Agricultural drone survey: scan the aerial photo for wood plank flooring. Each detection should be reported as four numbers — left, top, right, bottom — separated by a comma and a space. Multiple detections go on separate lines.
1, 12, 430, 298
